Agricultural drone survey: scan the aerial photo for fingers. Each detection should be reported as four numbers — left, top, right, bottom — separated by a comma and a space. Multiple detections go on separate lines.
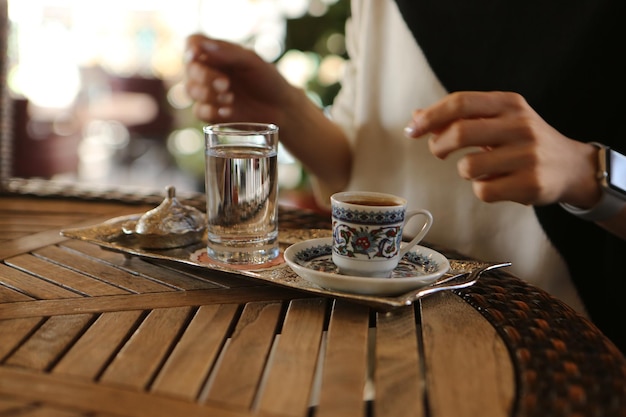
404, 91, 538, 161
185, 34, 224, 62
458, 146, 518, 180
185, 34, 258, 71
427, 116, 531, 159
184, 35, 240, 122
402, 91, 570, 205
455, 143, 547, 205
402, 91, 596, 206
185, 66, 232, 105
404, 91, 528, 138
185, 62, 234, 121
193, 102, 232, 121
184, 34, 272, 123
470, 170, 542, 205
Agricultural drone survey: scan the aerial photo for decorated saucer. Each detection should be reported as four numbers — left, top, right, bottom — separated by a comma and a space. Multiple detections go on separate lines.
284, 238, 450, 296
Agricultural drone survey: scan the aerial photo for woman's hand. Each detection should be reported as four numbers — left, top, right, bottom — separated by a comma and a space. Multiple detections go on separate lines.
404, 91, 601, 208
184, 34, 352, 194
184, 34, 295, 126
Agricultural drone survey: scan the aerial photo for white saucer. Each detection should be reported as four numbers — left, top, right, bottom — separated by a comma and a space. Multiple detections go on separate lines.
284, 238, 450, 296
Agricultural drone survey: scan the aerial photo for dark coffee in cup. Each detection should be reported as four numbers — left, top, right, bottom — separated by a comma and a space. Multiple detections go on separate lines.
343, 198, 400, 207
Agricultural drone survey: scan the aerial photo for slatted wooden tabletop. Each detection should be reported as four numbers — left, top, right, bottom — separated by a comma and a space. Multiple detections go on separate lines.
0, 192, 625, 417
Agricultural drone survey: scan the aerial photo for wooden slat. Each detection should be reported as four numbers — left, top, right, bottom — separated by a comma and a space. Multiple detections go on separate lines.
0, 206, 143, 259
60, 240, 223, 291
0, 367, 256, 417
0, 232, 74, 260
0, 263, 81, 300
151, 304, 239, 399
6, 314, 94, 371
6, 253, 129, 297
0, 317, 43, 359
16, 405, 86, 417
202, 301, 283, 409
15, 248, 176, 294
0, 283, 34, 302
421, 292, 514, 417
0, 395, 36, 414
151, 261, 260, 289
60, 240, 260, 290
0, 224, 56, 233
100, 306, 192, 389
53, 310, 144, 379
0, 214, 86, 228
257, 298, 327, 417
316, 300, 370, 417
0, 231, 34, 240
0, 286, 304, 320
375, 305, 424, 417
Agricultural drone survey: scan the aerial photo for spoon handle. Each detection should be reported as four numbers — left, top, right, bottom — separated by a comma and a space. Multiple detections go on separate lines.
402, 262, 512, 305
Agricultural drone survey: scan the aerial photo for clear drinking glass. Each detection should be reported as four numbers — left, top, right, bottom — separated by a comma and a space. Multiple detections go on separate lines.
204, 122, 279, 264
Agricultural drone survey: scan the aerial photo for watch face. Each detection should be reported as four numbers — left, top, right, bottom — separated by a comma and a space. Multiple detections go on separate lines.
608, 149, 626, 194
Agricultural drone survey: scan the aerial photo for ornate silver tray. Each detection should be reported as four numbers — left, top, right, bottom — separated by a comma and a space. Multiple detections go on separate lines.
61, 213, 508, 309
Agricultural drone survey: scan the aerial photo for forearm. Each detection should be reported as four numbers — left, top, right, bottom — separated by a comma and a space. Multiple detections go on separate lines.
277, 87, 352, 194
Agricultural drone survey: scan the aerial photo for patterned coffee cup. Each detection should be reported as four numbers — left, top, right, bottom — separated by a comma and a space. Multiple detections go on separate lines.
331, 191, 433, 277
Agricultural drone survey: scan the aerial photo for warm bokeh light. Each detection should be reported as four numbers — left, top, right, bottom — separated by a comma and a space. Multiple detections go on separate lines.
7, 0, 310, 106
318, 54, 345, 86
7, 0, 347, 190
276, 49, 319, 88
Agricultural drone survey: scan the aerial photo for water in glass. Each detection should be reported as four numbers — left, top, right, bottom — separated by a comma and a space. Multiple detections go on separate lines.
205, 144, 278, 264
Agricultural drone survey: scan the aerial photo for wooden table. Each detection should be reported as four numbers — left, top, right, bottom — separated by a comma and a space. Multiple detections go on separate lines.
0, 187, 625, 417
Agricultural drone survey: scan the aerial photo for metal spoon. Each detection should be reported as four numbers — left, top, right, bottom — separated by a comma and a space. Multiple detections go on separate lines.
399, 261, 512, 305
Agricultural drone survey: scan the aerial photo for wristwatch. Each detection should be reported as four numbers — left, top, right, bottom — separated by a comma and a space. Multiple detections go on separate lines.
560, 142, 626, 221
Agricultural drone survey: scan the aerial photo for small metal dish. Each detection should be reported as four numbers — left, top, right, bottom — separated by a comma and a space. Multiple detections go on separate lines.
122, 186, 206, 249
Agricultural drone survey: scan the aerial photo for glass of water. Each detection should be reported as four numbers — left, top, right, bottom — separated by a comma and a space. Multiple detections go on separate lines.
203, 122, 279, 264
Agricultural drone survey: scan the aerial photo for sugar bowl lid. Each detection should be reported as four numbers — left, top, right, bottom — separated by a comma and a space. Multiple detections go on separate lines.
122, 186, 206, 249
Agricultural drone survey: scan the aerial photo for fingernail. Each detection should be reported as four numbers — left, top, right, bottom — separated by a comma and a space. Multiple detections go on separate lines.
404, 112, 425, 137
218, 107, 232, 118
217, 92, 234, 105
201, 39, 220, 52
183, 49, 195, 64
404, 123, 417, 138
212, 78, 229, 93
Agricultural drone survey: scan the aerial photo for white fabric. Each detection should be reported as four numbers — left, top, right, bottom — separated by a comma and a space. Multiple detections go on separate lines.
316, 0, 586, 313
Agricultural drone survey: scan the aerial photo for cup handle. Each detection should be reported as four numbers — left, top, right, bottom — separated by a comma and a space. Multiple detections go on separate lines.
399, 209, 433, 257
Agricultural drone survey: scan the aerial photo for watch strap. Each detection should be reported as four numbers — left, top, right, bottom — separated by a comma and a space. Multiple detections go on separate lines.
560, 142, 626, 221
560, 192, 625, 221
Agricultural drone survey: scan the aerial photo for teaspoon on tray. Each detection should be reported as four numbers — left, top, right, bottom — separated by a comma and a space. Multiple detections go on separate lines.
396, 261, 512, 305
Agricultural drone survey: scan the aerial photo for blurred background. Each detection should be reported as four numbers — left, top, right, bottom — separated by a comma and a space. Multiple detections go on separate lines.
5, 0, 349, 199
